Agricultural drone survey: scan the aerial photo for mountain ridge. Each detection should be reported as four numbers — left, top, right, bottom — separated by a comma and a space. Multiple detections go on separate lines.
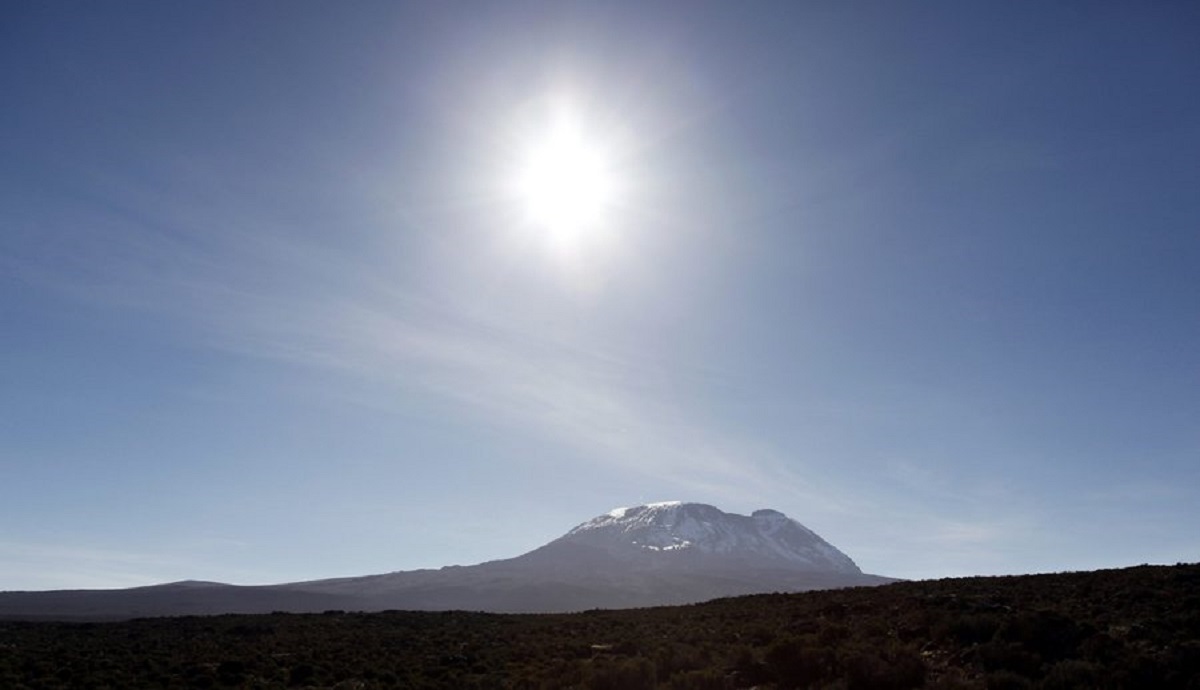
0, 502, 894, 619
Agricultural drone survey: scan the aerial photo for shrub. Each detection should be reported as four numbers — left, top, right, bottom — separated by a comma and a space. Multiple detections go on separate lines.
996, 611, 1084, 663
583, 657, 655, 690
842, 647, 926, 690
765, 635, 832, 688
985, 670, 1033, 690
668, 668, 729, 690
975, 641, 1041, 678
947, 613, 1003, 645
1040, 659, 1102, 690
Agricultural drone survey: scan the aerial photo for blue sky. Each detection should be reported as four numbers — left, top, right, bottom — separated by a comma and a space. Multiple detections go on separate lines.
2, 1, 1198, 590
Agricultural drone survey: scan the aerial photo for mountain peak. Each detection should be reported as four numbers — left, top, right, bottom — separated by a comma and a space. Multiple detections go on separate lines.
561, 502, 861, 574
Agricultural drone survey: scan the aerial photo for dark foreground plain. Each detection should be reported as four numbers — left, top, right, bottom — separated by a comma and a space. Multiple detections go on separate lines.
2, 564, 1197, 689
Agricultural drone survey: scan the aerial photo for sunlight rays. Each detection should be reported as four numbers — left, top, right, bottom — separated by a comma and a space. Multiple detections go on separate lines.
505, 98, 628, 264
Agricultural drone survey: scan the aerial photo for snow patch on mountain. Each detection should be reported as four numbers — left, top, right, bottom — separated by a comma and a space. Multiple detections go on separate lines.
607, 500, 681, 519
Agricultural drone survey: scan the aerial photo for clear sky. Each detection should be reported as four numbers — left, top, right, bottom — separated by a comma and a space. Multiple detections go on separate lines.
2, 1, 1198, 590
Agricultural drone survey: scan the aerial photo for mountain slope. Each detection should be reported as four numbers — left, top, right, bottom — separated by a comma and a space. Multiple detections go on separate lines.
0, 502, 893, 619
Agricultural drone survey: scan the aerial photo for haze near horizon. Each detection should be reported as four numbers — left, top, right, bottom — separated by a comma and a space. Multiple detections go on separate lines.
2, 1, 1197, 591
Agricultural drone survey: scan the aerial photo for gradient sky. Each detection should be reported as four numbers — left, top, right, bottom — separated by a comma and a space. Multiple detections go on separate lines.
2, 1, 1198, 590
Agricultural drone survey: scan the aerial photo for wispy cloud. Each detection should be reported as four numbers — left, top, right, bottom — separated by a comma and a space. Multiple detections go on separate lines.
7, 179, 828, 511
5, 168, 1045, 579
219, 286, 820, 506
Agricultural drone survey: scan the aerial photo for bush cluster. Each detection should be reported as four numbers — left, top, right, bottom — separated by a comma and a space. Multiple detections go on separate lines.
0, 563, 1196, 688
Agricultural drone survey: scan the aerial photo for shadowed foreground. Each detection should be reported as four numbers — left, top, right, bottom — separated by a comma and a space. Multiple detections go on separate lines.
1, 563, 1197, 689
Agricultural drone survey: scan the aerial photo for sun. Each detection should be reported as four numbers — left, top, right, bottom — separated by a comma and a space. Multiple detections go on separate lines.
512, 108, 618, 245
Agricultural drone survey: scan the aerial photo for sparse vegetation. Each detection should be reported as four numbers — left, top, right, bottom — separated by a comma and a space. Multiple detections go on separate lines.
1, 563, 1197, 688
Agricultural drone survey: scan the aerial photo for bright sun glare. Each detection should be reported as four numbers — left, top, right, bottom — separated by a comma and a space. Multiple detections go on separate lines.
513, 107, 617, 245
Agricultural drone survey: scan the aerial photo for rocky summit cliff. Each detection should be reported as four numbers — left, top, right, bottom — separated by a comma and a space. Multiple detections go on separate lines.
0, 502, 893, 619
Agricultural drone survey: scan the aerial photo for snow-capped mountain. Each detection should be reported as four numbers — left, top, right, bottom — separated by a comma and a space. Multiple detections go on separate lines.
558, 501, 861, 573
0, 502, 894, 619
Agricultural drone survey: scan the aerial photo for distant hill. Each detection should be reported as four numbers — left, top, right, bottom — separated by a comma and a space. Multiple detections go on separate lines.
1, 563, 1196, 688
0, 502, 892, 619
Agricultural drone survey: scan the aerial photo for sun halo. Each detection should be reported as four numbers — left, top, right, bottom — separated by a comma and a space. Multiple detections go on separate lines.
511, 111, 619, 249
